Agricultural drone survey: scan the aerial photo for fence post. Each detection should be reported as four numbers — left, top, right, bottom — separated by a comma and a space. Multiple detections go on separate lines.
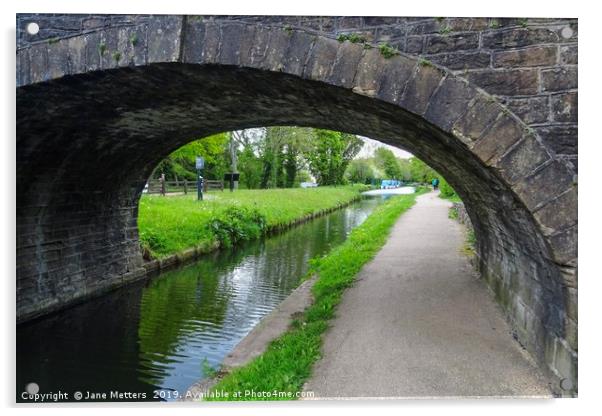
160, 174, 166, 196
203, 179, 208, 193
184, 180, 188, 195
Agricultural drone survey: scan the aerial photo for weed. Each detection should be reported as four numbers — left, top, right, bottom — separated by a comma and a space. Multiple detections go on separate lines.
378, 42, 399, 59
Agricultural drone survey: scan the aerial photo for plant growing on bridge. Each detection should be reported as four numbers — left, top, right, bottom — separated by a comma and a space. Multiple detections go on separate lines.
112, 51, 121, 63
378, 42, 399, 59
98, 42, 107, 56
489, 19, 500, 29
439, 25, 452, 35
129, 33, 139, 46
418, 57, 433, 67
336, 32, 367, 43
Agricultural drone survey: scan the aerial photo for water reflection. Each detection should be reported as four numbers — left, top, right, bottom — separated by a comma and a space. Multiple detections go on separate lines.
17, 196, 384, 402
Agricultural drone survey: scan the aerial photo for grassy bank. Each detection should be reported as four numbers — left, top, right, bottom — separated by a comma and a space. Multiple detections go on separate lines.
204, 188, 426, 401
138, 185, 369, 258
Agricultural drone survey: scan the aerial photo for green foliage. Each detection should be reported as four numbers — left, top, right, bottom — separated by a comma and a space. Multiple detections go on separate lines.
336, 33, 367, 43
154, 133, 229, 181
489, 19, 500, 29
206, 190, 426, 401
409, 157, 437, 183
238, 147, 263, 189
518, 18, 528, 28
418, 57, 433, 67
130, 34, 139, 46
202, 357, 219, 378
374, 147, 403, 179
209, 206, 267, 247
345, 159, 375, 184
378, 42, 399, 59
98, 42, 107, 55
305, 130, 363, 186
448, 206, 459, 220
112, 51, 121, 62
438, 177, 462, 202
439, 25, 452, 34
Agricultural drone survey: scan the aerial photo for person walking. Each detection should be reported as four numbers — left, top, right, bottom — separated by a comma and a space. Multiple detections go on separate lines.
431, 177, 440, 191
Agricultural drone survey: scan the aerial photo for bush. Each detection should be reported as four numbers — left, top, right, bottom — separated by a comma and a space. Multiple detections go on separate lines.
209, 206, 267, 247
139, 229, 169, 259
439, 177, 458, 199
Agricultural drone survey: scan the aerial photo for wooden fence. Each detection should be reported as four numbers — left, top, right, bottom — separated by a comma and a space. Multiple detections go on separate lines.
145, 179, 224, 195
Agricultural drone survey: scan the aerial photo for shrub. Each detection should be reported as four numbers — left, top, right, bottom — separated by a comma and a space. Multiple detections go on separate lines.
209, 206, 267, 247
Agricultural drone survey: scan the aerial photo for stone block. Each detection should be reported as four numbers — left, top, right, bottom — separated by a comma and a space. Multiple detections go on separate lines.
218, 23, 245, 66
505, 96, 549, 124
328, 40, 365, 88
352, 47, 386, 96
337, 16, 362, 29
375, 54, 416, 104
472, 114, 524, 164
482, 27, 559, 49
548, 225, 577, 265
281, 30, 316, 77
466, 69, 539, 95
493, 45, 557, 68
452, 95, 502, 144
541, 67, 577, 92
533, 187, 577, 236
496, 135, 551, 185
405, 36, 424, 54
535, 125, 578, 156
304, 36, 339, 81
399, 63, 445, 116
428, 51, 491, 70
147, 15, 183, 63
425, 32, 479, 54
424, 76, 478, 131
513, 160, 575, 211
551, 92, 578, 123
560, 44, 577, 65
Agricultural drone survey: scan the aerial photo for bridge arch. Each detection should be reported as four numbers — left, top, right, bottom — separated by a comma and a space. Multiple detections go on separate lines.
16, 16, 577, 393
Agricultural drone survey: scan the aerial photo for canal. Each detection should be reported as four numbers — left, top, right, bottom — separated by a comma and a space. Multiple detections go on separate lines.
17, 194, 392, 402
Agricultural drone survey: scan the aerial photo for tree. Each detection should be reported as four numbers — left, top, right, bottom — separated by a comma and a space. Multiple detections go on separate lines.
305, 130, 364, 185
374, 147, 403, 179
346, 159, 375, 184
408, 157, 438, 183
153, 133, 229, 181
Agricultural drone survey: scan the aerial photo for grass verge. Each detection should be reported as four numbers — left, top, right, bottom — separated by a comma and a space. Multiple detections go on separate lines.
138, 185, 369, 258
204, 188, 427, 401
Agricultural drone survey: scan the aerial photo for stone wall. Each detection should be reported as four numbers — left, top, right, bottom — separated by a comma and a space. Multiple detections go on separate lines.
16, 14, 578, 172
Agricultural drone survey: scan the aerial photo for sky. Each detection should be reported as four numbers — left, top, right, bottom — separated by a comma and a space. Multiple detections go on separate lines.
355, 136, 413, 160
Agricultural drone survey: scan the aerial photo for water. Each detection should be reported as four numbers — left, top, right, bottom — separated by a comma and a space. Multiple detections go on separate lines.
17, 195, 387, 402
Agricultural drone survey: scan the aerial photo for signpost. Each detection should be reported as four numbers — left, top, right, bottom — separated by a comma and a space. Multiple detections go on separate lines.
196, 157, 205, 201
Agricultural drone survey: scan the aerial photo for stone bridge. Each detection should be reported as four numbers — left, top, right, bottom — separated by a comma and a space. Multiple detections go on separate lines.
16, 14, 577, 395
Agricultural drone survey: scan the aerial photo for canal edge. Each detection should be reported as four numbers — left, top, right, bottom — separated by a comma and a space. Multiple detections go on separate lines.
181, 275, 318, 402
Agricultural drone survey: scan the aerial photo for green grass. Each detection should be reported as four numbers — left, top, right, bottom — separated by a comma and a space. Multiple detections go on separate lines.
204, 188, 427, 401
137, 185, 369, 258
440, 192, 462, 203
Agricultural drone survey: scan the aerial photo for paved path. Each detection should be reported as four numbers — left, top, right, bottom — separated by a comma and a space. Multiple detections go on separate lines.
304, 192, 551, 399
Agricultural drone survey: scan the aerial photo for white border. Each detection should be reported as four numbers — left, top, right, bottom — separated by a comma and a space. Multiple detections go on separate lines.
2, 1, 596, 415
